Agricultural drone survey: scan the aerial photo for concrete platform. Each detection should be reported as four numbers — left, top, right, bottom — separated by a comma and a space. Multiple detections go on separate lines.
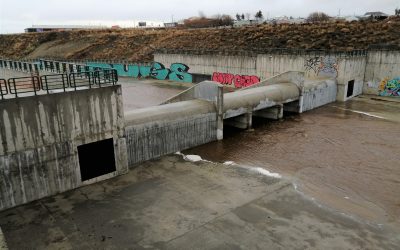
0, 155, 398, 249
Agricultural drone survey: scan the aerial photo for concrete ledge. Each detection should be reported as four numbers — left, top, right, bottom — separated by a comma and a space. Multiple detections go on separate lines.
162, 81, 222, 104
124, 100, 216, 126
242, 71, 305, 90
223, 83, 300, 116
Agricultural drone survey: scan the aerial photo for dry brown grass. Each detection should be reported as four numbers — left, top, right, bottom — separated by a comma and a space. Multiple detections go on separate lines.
1, 17, 400, 62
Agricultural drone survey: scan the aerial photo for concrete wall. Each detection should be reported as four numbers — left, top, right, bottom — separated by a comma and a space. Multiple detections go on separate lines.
244, 71, 305, 90
364, 50, 400, 97
124, 100, 217, 166
86, 61, 193, 83
126, 113, 217, 166
335, 56, 366, 101
154, 52, 366, 101
154, 53, 258, 79
0, 86, 128, 211
302, 79, 338, 112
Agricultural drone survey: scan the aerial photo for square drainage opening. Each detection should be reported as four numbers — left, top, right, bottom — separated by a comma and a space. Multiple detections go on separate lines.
347, 80, 355, 98
78, 138, 116, 181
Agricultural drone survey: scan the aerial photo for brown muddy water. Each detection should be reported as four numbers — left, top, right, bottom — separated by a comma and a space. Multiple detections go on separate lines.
185, 99, 400, 230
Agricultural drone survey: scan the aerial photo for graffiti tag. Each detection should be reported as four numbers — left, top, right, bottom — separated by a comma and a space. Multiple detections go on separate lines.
87, 62, 193, 83
304, 57, 321, 74
212, 72, 260, 88
378, 77, 400, 97
304, 56, 339, 77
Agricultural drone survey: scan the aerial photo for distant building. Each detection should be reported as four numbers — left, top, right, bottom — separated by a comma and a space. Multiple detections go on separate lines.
270, 16, 306, 24
138, 22, 147, 27
25, 25, 107, 33
164, 22, 178, 28
334, 15, 360, 22
233, 19, 263, 27
362, 12, 389, 20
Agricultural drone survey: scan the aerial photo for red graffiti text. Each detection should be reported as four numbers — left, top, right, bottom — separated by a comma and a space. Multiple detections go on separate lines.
212, 72, 260, 88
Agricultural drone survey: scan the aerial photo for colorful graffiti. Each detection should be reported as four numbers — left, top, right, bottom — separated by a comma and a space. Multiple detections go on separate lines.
212, 72, 260, 88
86, 62, 193, 83
378, 77, 400, 97
304, 56, 339, 77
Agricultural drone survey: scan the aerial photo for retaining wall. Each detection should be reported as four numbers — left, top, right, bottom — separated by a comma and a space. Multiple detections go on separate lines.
154, 52, 366, 101
0, 86, 128, 211
364, 50, 400, 97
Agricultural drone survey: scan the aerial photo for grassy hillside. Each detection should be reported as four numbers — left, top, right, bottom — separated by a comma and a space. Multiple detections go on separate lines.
1, 17, 400, 62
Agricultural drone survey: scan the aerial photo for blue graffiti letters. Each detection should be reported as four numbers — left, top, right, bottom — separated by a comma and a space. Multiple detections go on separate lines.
150, 62, 170, 80
86, 62, 192, 83
169, 63, 193, 82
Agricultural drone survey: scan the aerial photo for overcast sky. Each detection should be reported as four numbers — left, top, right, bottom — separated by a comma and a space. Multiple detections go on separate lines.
0, 0, 398, 33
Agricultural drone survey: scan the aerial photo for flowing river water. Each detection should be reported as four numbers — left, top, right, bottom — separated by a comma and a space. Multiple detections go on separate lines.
120, 79, 400, 230
184, 98, 400, 230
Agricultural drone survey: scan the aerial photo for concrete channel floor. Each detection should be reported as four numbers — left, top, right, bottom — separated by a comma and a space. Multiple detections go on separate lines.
0, 155, 399, 249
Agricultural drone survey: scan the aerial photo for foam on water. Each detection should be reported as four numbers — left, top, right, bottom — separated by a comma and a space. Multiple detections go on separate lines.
177, 153, 282, 179
224, 161, 282, 179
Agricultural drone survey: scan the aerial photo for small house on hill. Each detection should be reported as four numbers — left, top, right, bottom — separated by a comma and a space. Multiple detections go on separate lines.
362, 12, 389, 20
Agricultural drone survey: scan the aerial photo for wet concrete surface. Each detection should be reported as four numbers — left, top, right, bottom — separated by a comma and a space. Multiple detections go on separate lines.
185, 97, 400, 231
120, 77, 192, 111
1, 155, 399, 249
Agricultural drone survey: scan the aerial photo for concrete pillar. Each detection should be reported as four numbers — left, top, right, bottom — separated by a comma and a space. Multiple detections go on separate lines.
336, 83, 347, 102
254, 104, 283, 120
283, 101, 300, 113
216, 85, 224, 140
225, 110, 253, 130
246, 110, 253, 129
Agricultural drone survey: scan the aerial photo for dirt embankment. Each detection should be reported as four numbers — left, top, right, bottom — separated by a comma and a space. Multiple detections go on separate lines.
1, 17, 400, 62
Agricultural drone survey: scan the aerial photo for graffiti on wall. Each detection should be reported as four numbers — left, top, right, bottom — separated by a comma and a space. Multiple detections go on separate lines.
304, 56, 339, 77
86, 62, 193, 83
212, 72, 260, 88
378, 77, 400, 97
304, 57, 321, 74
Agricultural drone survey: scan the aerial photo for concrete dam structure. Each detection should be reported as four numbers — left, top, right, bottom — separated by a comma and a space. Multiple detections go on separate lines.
125, 71, 336, 166
0, 59, 336, 212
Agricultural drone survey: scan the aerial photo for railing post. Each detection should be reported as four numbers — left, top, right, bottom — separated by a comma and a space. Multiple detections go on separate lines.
33, 77, 37, 96
44, 75, 49, 94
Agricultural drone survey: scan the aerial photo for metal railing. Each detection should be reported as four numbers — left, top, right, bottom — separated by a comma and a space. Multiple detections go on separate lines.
0, 59, 40, 73
41, 73, 69, 92
0, 79, 7, 99
0, 69, 118, 100
8, 76, 41, 97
